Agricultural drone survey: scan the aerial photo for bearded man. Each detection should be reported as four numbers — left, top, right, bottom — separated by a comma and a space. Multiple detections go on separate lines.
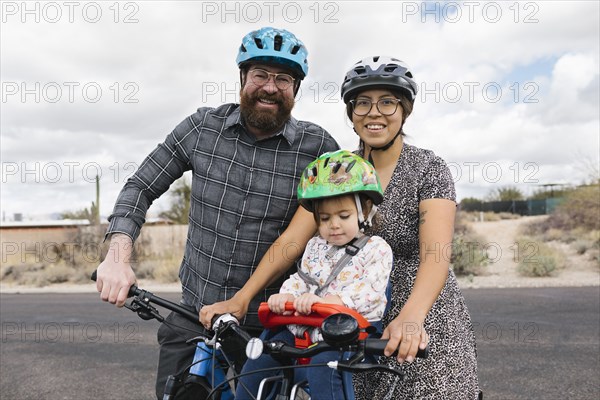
94, 27, 339, 399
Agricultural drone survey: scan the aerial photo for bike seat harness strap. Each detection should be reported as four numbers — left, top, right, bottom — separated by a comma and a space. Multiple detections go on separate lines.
297, 235, 371, 297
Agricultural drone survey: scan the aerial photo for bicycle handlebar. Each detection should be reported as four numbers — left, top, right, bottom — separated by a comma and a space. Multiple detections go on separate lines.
92, 269, 428, 382
91, 270, 200, 325
90, 270, 246, 335
251, 337, 429, 360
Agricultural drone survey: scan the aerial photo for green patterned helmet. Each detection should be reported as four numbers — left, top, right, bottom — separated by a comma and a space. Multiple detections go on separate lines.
298, 150, 383, 212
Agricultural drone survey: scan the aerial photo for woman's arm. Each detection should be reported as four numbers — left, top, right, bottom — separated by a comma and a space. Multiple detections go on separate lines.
382, 198, 456, 362
199, 206, 317, 327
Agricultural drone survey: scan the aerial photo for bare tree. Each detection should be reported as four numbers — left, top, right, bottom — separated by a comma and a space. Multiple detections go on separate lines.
159, 176, 191, 224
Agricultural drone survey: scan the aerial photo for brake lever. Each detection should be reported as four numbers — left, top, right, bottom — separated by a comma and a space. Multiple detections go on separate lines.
327, 361, 407, 380
125, 295, 163, 322
185, 334, 212, 345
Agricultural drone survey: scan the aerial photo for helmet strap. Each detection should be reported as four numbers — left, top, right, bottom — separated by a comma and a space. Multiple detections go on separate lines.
357, 125, 403, 167
354, 194, 377, 232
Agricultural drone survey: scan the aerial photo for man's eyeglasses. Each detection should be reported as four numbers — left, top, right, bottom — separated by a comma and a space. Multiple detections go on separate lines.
349, 98, 402, 116
248, 68, 295, 91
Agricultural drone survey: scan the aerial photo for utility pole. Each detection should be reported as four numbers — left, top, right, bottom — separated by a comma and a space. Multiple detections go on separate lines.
91, 175, 100, 225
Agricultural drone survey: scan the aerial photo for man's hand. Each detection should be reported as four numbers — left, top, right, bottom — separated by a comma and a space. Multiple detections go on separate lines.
95, 234, 136, 308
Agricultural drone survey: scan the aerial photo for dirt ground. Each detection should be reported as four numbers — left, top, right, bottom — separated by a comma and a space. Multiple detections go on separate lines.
457, 216, 600, 288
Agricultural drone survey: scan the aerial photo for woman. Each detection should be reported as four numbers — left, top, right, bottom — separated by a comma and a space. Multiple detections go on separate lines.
341, 56, 480, 399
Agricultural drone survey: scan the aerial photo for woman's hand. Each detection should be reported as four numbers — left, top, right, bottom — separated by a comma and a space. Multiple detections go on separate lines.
382, 309, 429, 364
267, 293, 296, 315
199, 296, 249, 330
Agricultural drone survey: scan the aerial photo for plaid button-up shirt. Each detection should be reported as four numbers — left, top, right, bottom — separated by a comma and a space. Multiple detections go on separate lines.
106, 103, 339, 326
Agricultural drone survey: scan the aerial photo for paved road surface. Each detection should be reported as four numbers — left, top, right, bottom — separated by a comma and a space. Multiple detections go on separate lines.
1, 287, 598, 399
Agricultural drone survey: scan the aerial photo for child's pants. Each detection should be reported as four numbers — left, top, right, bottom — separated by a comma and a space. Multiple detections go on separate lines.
235, 328, 346, 400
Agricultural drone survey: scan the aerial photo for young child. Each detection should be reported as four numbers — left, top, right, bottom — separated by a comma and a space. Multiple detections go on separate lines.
235, 150, 393, 400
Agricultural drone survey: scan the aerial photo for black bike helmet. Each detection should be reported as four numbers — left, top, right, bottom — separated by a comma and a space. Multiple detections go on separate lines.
341, 56, 418, 103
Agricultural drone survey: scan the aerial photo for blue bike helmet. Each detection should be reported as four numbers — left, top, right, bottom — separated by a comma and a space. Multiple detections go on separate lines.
236, 27, 309, 79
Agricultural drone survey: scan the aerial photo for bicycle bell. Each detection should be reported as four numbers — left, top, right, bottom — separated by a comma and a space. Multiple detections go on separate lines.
246, 337, 264, 360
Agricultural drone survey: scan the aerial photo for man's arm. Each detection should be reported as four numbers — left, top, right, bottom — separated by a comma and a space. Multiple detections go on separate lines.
97, 116, 194, 306
199, 206, 317, 327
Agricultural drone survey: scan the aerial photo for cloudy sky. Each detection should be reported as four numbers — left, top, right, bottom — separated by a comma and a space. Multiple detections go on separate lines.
1, 0, 599, 221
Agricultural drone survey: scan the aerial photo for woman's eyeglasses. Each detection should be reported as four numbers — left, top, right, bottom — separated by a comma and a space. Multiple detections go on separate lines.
349, 98, 402, 116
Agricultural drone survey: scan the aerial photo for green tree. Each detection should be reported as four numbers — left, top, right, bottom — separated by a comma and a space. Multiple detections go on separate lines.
61, 208, 94, 221
459, 197, 483, 212
529, 186, 573, 200
487, 186, 524, 201
61, 175, 101, 224
159, 176, 191, 224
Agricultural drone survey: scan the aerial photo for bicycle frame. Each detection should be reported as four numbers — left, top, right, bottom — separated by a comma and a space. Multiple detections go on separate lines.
188, 342, 233, 400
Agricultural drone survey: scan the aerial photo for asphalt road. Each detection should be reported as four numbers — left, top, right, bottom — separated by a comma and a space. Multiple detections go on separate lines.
1, 287, 599, 399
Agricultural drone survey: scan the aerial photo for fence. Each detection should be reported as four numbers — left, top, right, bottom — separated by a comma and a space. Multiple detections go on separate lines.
460, 198, 564, 216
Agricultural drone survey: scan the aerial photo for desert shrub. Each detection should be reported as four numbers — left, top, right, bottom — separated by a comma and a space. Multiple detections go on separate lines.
150, 259, 180, 283
573, 239, 593, 255
524, 186, 600, 246
451, 212, 489, 276
497, 212, 521, 220
515, 236, 563, 277
135, 257, 179, 283
1, 224, 187, 286
454, 211, 472, 234
481, 212, 501, 221
542, 185, 599, 232
451, 233, 489, 276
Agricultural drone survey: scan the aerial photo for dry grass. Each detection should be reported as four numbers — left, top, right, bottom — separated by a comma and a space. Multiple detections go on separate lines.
520, 185, 600, 275
451, 212, 490, 276
459, 211, 521, 222
4, 192, 597, 287
0, 226, 181, 287
514, 236, 565, 277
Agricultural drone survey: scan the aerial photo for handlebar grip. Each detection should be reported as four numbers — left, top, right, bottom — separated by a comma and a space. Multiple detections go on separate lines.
90, 269, 140, 298
230, 323, 253, 343
363, 338, 429, 359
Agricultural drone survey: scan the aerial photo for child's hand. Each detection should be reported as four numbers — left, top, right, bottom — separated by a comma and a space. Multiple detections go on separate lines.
267, 293, 295, 315
293, 293, 322, 315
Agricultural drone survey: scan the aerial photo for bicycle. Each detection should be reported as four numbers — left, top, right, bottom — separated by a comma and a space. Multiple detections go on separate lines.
91, 271, 428, 400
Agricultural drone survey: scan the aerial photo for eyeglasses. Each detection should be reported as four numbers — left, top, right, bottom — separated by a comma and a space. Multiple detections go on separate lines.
247, 68, 295, 90
349, 98, 402, 116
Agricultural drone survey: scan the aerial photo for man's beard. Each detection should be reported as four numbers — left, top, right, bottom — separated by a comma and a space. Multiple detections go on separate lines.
240, 89, 294, 136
